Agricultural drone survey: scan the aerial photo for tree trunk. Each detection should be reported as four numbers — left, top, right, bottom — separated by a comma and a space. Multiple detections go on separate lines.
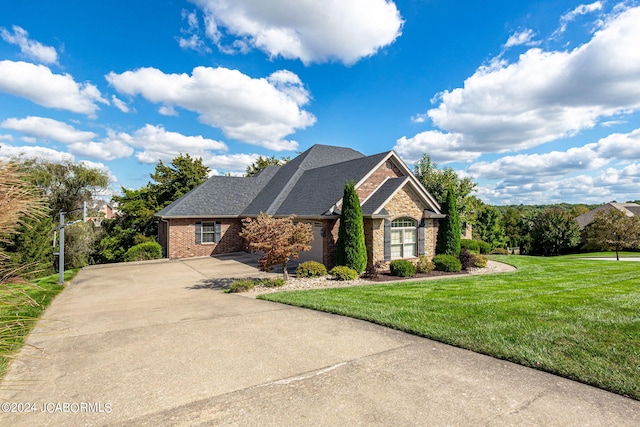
282, 262, 289, 281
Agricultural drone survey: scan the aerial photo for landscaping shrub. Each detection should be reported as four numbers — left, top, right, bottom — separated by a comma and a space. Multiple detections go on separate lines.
329, 266, 359, 281
415, 255, 435, 273
227, 279, 256, 293
260, 278, 285, 288
474, 254, 488, 268
123, 241, 163, 262
477, 241, 491, 254
296, 261, 327, 278
458, 249, 477, 270
433, 254, 462, 272
491, 248, 510, 255
362, 261, 384, 279
389, 259, 416, 277
460, 239, 479, 252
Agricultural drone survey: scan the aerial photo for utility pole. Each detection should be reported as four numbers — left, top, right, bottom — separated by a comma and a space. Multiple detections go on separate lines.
53, 202, 87, 285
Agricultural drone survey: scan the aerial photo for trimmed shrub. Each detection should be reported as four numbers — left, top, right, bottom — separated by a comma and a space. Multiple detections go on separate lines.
335, 181, 367, 273
477, 241, 491, 254
415, 255, 435, 273
435, 188, 461, 256
329, 266, 359, 281
491, 248, 510, 255
474, 254, 488, 268
389, 259, 416, 277
460, 239, 479, 252
433, 254, 462, 272
123, 241, 162, 262
458, 249, 477, 270
296, 261, 327, 278
227, 279, 256, 293
260, 278, 285, 288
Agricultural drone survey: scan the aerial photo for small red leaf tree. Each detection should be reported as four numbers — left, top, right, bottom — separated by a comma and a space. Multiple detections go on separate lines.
240, 213, 313, 280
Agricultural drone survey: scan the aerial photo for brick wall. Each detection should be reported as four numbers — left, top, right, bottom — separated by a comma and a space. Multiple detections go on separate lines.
166, 218, 246, 259
357, 160, 403, 201
322, 218, 339, 268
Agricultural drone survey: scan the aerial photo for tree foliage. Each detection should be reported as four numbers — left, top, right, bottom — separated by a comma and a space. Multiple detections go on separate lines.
22, 159, 109, 217
245, 155, 290, 176
530, 208, 580, 256
584, 209, 640, 260
413, 155, 477, 224
474, 205, 506, 248
150, 154, 210, 207
436, 188, 461, 256
335, 181, 367, 273
240, 213, 312, 280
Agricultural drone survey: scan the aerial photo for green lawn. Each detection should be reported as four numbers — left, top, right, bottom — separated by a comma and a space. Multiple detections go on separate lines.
259, 256, 640, 399
0, 270, 77, 378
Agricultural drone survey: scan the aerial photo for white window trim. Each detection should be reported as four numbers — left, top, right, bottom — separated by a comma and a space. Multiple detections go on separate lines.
390, 218, 417, 259
201, 221, 217, 244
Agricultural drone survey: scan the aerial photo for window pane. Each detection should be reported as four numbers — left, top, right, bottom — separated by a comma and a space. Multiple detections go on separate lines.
391, 230, 402, 244
404, 229, 416, 243
392, 218, 416, 228
202, 222, 216, 243
405, 243, 417, 258
391, 245, 402, 259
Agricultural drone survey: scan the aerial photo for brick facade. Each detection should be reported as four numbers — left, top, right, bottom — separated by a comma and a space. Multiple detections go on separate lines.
164, 218, 246, 259
356, 160, 403, 201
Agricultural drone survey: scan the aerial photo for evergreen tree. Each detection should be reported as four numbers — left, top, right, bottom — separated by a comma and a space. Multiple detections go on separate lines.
335, 181, 367, 273
436, 188, 461, 256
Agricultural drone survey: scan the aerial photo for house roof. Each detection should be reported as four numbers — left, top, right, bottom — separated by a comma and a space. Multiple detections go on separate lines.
575, 202, 640, 229
156, 144, 441, 219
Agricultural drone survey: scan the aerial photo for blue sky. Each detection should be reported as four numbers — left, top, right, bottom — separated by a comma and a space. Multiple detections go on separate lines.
1, 0, 639, 205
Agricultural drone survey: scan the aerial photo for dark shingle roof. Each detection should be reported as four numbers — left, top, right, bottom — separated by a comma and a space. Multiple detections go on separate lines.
361, 177, 408, 215
274, 152, 390, 216
242, 145, 366, 215
155, 166, 277, 217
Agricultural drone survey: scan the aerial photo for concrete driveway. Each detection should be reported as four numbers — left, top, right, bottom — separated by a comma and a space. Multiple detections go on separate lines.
1, 255, 638, 426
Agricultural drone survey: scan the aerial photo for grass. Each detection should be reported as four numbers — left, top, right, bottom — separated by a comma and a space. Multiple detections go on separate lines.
259, 255, 640, 399
0, 270, 77, 379
566, 251, 640, 258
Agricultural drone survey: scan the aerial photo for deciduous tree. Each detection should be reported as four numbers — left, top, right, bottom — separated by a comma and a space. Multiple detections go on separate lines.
530, 208, 580, 256
584, 209, 640, 260
240, 213, 312, 280
335, 181, 367, 273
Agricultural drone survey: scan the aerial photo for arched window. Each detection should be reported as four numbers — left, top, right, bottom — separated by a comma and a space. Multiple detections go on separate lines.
391, 218, 417, 259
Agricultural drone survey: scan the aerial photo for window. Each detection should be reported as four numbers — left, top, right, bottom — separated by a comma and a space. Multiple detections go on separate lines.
390, 218, 417, 259
201, 222, 217, 244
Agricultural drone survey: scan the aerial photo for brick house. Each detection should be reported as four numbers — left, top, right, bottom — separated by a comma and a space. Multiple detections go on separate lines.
156, 144, 444, 268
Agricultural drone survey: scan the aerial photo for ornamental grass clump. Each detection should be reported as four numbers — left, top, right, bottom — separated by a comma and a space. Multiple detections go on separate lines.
389, 259, 416, 277
415, 256, 435, 273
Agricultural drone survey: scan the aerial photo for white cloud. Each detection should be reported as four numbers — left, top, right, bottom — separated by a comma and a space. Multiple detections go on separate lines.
0, 143, 74, 163
192, 0, 403, 65
394, 131, 481, 164
111, 95, 130, 113
0, 134, 13, 142
0, 25, 58, 64
467, 145, 607, 182
594, 128, 640, 159
503, 29, 539, 48
107, 66, 315, 150
0, 61, 109, 116
1, 116, 97, 144
557, 1, 604, 34
103, 124, 227, 164
420, 5, 640, 154
159, 105, 178, 116
68, 140, 134, 161
178, 9, 211, 53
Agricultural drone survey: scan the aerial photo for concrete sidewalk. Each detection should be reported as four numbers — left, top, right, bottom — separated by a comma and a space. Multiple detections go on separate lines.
1, 256, 638, 426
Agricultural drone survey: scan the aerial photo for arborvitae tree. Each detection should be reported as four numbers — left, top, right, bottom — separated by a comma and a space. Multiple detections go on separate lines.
335, 181, 367, 273
436, 187, 461, 256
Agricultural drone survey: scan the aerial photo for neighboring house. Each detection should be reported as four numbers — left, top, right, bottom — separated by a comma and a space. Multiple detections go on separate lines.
156, 144, 444, 268
576, 202, 640, 230
85, 200, 116, 226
